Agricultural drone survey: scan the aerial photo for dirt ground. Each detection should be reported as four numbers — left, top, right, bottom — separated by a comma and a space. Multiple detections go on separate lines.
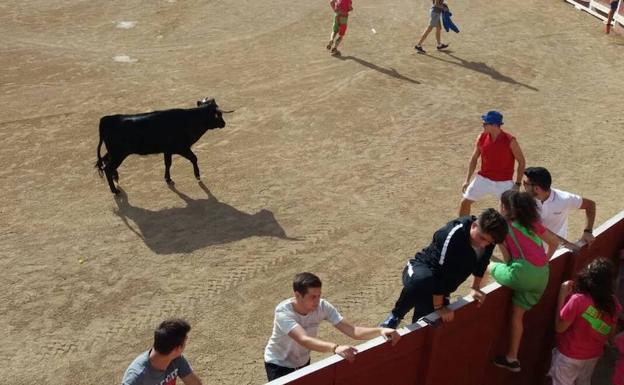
1, 1, 623, 384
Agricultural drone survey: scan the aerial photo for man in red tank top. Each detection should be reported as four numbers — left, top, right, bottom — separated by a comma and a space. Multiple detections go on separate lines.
459, 110, 525, 216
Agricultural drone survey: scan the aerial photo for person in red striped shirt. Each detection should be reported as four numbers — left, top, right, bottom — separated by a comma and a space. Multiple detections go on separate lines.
459, 110, 526, 216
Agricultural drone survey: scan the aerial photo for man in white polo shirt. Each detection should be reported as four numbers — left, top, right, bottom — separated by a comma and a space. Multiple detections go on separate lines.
522, 167, 596, 248
264, 272, 401, 381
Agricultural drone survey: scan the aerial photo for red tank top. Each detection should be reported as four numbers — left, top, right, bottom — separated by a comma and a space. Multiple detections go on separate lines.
477, 130, 515, 181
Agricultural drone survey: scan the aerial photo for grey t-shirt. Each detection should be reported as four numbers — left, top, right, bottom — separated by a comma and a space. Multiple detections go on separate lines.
121, 349, 192, 385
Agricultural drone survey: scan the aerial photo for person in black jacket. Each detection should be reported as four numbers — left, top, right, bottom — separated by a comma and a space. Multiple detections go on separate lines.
380, 208, 507, 328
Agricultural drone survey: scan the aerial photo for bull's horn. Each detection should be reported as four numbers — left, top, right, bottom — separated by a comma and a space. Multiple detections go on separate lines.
220, 109, 235, 113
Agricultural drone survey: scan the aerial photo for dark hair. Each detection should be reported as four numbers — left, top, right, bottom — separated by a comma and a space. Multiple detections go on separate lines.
153, 318, 191, 355
524, 167, 552, 191
293, 272, 322, 296
477, 208, 508, 244
501, 190, 540, 231
575, 258, 616, 317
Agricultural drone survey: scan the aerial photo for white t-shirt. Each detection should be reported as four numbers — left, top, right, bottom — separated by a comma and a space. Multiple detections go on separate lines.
264, 298, 343, 368
537, 188, 583, 239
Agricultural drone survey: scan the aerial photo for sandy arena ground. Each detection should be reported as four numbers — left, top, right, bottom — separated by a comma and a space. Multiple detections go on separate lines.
1, 1, 623, 384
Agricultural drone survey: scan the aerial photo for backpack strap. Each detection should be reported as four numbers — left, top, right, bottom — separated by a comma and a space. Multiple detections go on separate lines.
507, 221, 526, 261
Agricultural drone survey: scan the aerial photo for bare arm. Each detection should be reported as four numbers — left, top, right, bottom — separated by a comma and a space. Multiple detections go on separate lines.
334, 320, 400, 345
497, 243, 512, 263
462, 139, 481, 192
555, 281, 574, 333
288, 324, 359, 362
555, 233, 581, 252
539, 228, 560, 260
509, 138, 525, 185
433, 294, 454, 322
288, 324, 339, 353
579, 198, 596, 243
181, 373, 203, 385
470, 276, 486, 306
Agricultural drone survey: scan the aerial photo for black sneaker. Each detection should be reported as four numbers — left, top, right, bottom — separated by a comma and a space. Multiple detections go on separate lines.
436, 43, 449, 50
493, 355, 521, 372
414, 45, 426, 53
379, 313, 401, 329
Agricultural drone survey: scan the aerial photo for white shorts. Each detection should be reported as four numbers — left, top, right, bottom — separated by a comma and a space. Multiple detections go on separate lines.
548, 348, 599, 385
462, 174, 513, 201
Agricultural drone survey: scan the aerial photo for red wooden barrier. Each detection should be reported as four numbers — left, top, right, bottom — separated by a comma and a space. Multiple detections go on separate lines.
267, 211, 624, 385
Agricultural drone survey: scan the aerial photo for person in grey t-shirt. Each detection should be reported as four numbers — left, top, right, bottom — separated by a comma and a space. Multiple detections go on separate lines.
264, 272, 401, 381
121, 318, 203, 385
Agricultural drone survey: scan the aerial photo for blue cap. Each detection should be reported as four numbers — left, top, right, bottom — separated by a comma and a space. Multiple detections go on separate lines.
481, 110, 504, 125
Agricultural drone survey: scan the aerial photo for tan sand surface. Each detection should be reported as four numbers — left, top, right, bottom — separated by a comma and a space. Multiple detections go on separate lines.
1, 1, 623, 384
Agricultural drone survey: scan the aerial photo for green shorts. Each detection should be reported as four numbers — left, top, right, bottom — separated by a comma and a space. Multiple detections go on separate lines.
491, 259, 549, 310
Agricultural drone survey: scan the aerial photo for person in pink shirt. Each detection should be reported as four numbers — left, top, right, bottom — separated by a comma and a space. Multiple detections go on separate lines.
326, 0, 353, 55
491, 190, 559, 372
549, 258, 622, 385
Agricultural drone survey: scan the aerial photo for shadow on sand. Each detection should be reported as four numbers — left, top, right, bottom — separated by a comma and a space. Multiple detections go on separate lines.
424, 51, 539, 91
335, 55, 421, 84
113, 182, 298, 254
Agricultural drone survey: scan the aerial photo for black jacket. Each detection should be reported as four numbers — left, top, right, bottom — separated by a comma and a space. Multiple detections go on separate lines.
410, 216, 494, 295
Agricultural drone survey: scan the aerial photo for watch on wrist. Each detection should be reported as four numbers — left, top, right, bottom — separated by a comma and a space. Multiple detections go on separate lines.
583, 228, 593, 234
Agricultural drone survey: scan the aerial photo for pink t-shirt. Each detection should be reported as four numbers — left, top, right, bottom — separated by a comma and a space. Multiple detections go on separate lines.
557, 293, 621, 360
504, 221, 548, 267
613, 334, 624, 385
334, 0, 352, 15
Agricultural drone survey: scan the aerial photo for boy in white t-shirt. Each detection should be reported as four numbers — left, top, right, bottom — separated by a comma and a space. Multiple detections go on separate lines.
522, 167, 596, 250
264, 272, 400, 381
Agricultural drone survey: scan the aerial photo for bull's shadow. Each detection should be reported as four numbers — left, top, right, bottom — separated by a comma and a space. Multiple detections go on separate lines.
113, 182, 297, 254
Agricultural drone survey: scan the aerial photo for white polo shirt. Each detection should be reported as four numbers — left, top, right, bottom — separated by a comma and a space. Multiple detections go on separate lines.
537, 188, 583, 239
264, 298, 343, 368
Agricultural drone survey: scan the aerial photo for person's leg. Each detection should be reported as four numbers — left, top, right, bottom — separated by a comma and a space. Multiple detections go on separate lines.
265, 362, 296, 381
328, 15, 339, 49
507, 305, 526, 360
383, 264, 433, 327
548, 348, 583, 385
459, 198, 474, 216
411, 294, 447, 323
390, 266, 423, 319
607, 2, 617, 33
334, 23, 347, 50
331, 17, 347, 54
435, 23, 442, 46
460, 175, 488, 216
416, 26, 434, 47
575, 357, 599, 385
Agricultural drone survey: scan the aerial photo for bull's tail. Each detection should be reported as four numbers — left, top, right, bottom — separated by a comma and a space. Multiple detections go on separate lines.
95, 135, 104, 177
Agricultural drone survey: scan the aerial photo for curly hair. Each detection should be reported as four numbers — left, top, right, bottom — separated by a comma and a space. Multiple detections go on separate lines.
500, 190, 540, 231
575, 258, 616, 317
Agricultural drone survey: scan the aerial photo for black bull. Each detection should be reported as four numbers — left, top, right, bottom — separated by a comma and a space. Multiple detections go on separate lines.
95, 98, 231, 194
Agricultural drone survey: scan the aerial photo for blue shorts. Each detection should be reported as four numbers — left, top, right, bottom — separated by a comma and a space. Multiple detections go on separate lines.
612, 1, 619, 11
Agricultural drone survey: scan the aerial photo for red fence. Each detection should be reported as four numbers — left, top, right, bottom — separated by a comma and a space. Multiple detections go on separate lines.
268, 210, 624, 385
